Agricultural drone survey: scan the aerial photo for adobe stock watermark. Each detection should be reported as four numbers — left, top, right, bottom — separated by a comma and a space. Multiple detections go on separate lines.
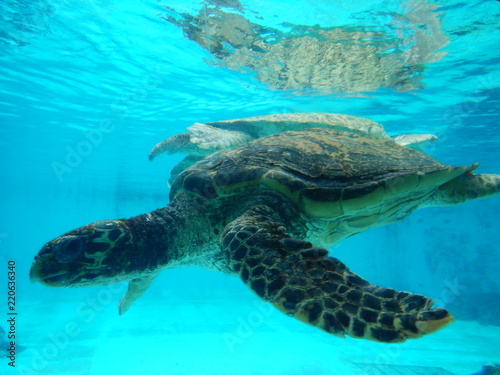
410, 65, 499, 159
360, 277, 466, 375
51, 119, 116, 182
443, 72, 497, 129
440, 70, 497, 141
19, 282, 126, 375
51, 63, 167, 183
222, 299, 275, 353
433, 277, 467, 307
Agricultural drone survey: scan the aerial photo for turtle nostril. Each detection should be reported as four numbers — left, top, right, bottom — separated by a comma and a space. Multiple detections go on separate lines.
54, 236, 84, 263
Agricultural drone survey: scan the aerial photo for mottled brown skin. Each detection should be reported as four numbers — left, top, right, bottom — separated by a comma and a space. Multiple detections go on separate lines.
31, 129, 500, 343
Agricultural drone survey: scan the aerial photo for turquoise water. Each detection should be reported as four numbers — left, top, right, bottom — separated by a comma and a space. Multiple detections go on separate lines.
1, 0, 500, 374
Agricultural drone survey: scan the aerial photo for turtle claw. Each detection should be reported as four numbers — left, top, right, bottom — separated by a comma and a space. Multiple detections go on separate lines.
415, 308, 455, 335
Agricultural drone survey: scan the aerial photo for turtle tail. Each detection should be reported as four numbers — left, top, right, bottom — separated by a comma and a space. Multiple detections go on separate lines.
221, 207, 454, 343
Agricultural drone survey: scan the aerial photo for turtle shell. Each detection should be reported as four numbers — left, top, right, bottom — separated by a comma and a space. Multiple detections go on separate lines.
171, 128, 474, 219
204, 112, 391, 140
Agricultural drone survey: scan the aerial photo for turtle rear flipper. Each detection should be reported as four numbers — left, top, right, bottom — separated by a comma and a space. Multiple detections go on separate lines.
221, 208, 454, 343
392, 133, 437, 150
425, 172, 500, 206
187, 123, 253, 150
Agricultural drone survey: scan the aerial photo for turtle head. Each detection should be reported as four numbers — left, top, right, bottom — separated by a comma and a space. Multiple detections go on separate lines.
30, 220, 137, 288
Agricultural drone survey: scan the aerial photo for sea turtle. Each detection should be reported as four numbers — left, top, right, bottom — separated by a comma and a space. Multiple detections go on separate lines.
149, 112, 437, 186
30, 128, 500, 343
148, 112, 436, 160
471, 363, 500, 375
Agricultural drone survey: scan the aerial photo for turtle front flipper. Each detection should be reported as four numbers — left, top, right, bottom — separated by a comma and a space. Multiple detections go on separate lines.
118, 274, 158, 315
221, 209, 454, 343
149, 123, 254, 160
149, 132, 193, 161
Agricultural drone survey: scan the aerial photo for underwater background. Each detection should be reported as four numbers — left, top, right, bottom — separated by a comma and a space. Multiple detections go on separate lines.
1, 0, 499, 374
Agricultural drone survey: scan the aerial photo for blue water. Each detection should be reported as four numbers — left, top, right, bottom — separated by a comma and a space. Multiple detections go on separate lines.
1, 0, 499, 374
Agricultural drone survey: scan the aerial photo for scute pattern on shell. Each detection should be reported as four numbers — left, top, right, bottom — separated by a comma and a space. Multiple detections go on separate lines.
172, 128, 450, 205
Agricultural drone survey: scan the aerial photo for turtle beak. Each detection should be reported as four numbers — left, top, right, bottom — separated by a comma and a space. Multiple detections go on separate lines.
29, 255, 48, 284
30, 259, 70, 287
30, 245, 70, 287
29, 260, 41, 283
30, 247, 47, 284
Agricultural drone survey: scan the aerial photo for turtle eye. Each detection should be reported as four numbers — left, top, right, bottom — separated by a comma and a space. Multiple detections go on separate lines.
54, 236, 84, 263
